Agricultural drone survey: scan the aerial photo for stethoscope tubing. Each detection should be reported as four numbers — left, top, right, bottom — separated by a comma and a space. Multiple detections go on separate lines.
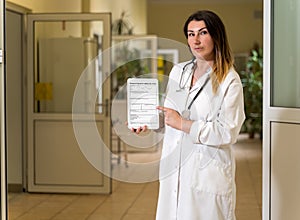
178, 58, 196, 90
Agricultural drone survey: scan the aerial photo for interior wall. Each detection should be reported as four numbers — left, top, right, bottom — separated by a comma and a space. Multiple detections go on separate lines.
7, 0, 262, 54
8, 0, 147, 34
7, 0, 261, 53
7, 0, 82, 12
147, 2, 263, 54
90, 0, 147, 34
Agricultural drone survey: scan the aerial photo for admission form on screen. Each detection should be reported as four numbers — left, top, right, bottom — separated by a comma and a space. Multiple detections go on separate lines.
127, 78, 159, 129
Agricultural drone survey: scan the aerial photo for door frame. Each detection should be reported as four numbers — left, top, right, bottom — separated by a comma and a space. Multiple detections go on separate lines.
6, 1, 31, 193
26, 13, 112, 193
0, 0, 7, 219
263, 0, 300, 219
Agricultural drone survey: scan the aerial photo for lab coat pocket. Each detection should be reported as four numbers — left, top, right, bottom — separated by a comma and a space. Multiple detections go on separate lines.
191, 152, 232, 196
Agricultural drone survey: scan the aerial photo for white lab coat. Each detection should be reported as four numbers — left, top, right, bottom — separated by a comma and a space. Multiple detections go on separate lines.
156, 60, 245, 220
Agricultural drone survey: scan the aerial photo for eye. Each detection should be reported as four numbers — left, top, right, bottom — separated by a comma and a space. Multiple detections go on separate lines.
199, 30, 208, 35
187, 32, 195, 37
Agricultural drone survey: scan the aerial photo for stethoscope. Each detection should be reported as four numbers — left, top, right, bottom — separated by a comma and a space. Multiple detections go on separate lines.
181, 75, 210, 119
177, 58, 211, 119
177, 58, 197, 91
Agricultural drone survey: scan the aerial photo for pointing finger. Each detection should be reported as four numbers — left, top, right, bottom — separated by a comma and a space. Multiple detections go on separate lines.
157, 106, 169, 112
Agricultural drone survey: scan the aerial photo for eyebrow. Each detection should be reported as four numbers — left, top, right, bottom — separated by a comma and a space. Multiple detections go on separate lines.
187, 27, 207, 33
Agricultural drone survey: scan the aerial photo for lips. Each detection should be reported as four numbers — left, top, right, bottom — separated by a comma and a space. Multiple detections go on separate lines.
194, 47, 203, 51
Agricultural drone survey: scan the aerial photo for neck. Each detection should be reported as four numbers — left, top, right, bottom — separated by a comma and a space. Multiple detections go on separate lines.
191, 60, 212, 87
196, 59, 214, 69
195, 61, 211, 77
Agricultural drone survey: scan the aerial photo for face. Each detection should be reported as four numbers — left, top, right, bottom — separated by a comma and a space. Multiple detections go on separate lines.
187, 20, 215, 62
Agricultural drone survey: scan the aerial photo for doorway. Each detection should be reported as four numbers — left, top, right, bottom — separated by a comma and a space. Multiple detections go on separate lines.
5, 3, 113, 195
26, 13, 112, 194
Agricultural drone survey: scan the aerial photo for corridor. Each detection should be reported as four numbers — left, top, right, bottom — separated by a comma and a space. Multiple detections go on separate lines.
8, 134, 262, 220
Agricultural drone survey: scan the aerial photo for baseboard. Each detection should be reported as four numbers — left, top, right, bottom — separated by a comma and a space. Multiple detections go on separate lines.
8, 184, 23, 192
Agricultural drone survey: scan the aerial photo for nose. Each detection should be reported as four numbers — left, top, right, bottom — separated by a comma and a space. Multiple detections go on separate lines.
194, 34, 201, 44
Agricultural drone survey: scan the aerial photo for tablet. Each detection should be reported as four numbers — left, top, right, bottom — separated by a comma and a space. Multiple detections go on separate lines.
127, 78, 159, 129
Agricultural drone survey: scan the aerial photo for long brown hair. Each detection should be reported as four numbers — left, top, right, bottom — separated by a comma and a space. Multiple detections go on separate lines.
183, 10, 233, 93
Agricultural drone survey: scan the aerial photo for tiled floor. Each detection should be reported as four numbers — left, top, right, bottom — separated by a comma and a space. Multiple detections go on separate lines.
8, 134, 262, 220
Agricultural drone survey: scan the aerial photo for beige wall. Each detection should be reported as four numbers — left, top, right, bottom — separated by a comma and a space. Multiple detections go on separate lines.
147, 2, 263, 54
7, 0, 262, 52
90, 0, 147, 34
8, 0, 82, 12
8, 0, 147, 34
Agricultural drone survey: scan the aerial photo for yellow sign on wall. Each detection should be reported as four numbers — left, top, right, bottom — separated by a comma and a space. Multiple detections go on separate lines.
35, 82, 53, 100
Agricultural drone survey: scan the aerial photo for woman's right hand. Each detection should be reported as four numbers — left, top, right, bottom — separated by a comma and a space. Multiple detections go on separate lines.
157, 106, 193, 133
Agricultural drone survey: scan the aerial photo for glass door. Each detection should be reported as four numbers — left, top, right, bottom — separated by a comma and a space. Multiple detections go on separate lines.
27, 13, 112, 193
263, 0, 300, 219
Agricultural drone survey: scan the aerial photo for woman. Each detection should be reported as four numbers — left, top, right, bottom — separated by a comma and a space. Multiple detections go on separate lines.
154, 10, 245, 219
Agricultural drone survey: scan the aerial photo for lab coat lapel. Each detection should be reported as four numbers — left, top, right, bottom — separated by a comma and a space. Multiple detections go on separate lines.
189, 72, 210, 97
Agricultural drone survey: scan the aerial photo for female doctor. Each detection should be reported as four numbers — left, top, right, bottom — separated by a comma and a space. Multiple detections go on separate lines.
133, 10, 245, 219
155, 10, 245, 220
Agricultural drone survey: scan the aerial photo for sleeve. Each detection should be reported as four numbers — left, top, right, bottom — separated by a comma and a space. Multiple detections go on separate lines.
189, 75, 246, 146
